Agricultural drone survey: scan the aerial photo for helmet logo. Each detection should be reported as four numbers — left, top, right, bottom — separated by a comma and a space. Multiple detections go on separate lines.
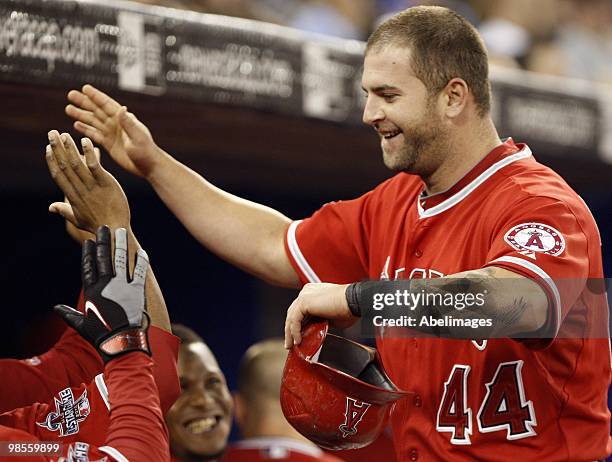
339, 397, 371, 438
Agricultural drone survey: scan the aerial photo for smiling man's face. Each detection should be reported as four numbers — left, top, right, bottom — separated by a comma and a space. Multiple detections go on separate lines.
362, 45, 449, 176
166, 341, 232, 461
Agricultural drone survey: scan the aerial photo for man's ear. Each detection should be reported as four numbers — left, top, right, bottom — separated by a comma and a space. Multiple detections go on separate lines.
443, 77, 469, 118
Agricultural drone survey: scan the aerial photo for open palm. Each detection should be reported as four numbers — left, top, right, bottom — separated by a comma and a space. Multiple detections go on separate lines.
66, 84, 158, 178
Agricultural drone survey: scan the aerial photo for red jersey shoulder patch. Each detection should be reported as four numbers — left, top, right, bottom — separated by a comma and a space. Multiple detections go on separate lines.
504, 223, 565, 259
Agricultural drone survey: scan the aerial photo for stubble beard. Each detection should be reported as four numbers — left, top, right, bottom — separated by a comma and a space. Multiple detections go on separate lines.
382, 106, 447, 175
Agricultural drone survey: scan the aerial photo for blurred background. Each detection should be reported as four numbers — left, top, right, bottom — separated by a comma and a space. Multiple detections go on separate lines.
0, 0, 610, 447
134, 0, 612, 84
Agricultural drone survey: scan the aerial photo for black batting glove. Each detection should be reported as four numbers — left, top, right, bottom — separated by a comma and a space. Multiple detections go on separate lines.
54, 225, 151, 363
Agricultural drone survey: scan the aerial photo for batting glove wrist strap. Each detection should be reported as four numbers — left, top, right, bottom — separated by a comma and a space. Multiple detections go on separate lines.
98, 313, 151, 361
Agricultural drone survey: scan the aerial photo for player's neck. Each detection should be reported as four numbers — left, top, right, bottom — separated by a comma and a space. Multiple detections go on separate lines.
423, 117, 501, 195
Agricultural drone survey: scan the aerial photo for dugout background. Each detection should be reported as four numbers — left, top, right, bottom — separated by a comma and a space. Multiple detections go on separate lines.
0, 0, 610, 427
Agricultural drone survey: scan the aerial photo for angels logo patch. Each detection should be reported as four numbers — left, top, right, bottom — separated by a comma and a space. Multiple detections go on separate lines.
504, 223, 565, 259
37, 387, 90, 436
339, 397, 371, 438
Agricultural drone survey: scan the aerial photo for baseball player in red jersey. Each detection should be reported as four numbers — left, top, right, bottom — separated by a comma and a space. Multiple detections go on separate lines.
279, 8, 611, 462
0, 224, 178, 461
0, 292, 179, 416
283, 136, 611, 460
63, 6, 611, 461
0, 350, 168, 461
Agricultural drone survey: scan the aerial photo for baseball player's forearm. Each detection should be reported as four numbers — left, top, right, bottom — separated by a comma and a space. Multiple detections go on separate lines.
146, 148, 301, 288
125, 229, 171, 333
100, 352, 169, 462
346, 266, 549, 338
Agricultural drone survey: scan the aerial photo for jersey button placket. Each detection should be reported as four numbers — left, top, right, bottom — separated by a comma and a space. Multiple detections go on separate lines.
413, 394, 422, 407
409, 448, 419, 461
410, 219, 427, 259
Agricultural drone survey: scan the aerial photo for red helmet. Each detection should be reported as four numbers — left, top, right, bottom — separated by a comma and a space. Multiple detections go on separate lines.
281, 320, 409, 450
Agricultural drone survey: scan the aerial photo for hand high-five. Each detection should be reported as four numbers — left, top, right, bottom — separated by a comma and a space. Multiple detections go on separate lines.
66, 84, 161, 178
55, 226, 151, 363
45, 130, 130, 234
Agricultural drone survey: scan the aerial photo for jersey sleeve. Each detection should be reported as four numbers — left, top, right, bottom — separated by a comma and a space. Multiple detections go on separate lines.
284, 192, 375, 285
483, 197, 590, 337
0, 354, 170, 462
148, 327, 180, 415
95, 352, 170, 462
0, 291, 103, 413
0, 282, 179, 416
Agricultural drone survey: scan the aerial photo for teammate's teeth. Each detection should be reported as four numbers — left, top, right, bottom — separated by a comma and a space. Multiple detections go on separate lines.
187, 417, 216, 434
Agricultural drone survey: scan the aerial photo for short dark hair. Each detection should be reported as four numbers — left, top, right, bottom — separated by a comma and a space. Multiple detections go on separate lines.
366, 6, 491, 117
171, 323, 204, 345
237, 339, 286, 404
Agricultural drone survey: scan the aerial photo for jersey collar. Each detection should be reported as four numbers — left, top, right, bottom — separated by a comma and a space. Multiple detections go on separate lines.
417, 139, 531, 219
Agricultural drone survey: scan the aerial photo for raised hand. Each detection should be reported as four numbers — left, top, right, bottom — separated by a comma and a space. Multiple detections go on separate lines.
63, 147, 101, 243
45, 130, 130, 233
55, 226, 151, 363
66, 84, 161, 178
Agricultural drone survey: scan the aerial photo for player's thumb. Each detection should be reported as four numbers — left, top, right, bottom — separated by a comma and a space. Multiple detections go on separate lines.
54, 304, 84, 331
49, 202, 77, 225
118, 106, 140, 137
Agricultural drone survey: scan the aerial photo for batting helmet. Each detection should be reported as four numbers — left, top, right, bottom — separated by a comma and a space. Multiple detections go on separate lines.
281, 320, 409, 450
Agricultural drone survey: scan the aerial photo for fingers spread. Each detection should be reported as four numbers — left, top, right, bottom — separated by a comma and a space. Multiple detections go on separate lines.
67, 90, 98, 112
65, 105, 107, 132
132, 249, 149, 287
82, 84, 121, 117
73, 122, 105, 146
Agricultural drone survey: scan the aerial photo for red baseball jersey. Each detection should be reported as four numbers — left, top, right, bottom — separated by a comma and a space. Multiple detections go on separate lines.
0, 291, 101, 414
221, 437, 344, 461
0, 352, 169, 461
331, 429, 396, 462
0, 291, 180, 416
284, 139, 611, 461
